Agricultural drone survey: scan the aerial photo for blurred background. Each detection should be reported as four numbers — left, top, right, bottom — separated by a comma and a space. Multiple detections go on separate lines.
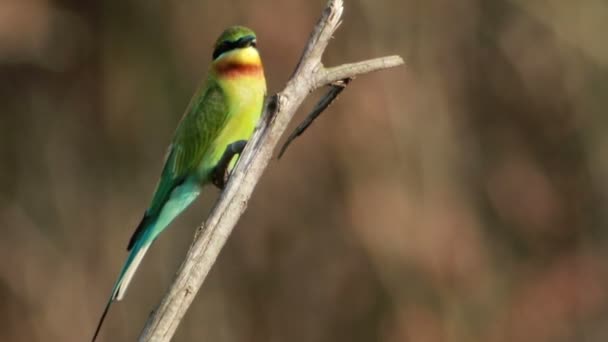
1, 0, 607, 341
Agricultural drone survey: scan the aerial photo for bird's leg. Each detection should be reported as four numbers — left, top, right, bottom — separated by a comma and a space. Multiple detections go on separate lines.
211, 140, 248, 190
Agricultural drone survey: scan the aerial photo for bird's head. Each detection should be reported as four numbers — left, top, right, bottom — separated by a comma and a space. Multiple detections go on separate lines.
211, 26, 262, 78
212, 26, 257, 60
211, 26, 263, 78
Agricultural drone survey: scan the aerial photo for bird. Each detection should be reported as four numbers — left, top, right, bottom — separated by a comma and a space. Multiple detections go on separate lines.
91, 25, 266, 341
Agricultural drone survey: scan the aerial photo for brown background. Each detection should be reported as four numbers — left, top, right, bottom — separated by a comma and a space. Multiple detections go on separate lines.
1, 0, 607, 341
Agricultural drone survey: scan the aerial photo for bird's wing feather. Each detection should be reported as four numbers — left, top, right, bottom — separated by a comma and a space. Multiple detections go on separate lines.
127, 79, 228, 250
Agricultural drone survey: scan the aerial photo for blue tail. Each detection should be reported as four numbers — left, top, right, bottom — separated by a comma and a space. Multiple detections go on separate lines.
91, 227, 153, 341
92, 181, 201, 341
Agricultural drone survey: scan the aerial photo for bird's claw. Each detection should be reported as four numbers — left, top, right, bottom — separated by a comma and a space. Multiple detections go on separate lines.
211, 140, 248, 190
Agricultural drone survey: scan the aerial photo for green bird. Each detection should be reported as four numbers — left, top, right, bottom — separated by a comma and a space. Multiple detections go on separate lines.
92, 26, 266, 341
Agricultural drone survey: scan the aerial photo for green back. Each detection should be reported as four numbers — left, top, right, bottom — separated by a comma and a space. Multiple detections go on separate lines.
127, 78, 227, 250
152, 79, 227, 215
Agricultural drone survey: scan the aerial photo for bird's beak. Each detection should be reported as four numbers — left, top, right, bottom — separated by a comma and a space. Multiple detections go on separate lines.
238, 36, 257, 49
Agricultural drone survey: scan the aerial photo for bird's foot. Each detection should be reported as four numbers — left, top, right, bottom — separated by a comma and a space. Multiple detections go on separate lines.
211, 140, 248, 190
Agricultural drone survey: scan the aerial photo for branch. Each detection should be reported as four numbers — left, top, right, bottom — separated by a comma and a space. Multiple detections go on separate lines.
138, 0, 403, 341
315, 56, 404, 88
278, 78, 351, 159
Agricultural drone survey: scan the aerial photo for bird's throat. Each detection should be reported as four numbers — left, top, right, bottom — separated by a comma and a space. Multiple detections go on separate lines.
213, 47, 263, 79
215, 62, 263, 78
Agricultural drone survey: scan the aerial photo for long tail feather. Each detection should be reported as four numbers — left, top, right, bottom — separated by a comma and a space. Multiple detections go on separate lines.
91, 298, 112, 342
113, 243, 150, 301
91, 240, 151, 341
92, 182, 200, 340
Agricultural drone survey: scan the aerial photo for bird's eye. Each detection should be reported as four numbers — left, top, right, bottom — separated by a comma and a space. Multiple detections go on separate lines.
213, 42, 231, 60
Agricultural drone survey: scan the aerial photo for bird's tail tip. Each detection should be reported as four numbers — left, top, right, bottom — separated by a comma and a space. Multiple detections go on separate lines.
91, 298, 113, 342
92, 243, 150, 341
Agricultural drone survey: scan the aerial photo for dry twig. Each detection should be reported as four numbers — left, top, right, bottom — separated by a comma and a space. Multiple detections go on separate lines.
278, 78, 351, 159
138, 1, 403, 341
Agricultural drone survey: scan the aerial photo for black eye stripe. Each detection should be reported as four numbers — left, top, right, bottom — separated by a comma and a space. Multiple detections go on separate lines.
212, 36, 256, 60
212, 42, 234, 60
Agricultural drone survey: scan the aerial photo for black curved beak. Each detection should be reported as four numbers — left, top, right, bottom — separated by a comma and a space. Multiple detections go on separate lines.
237, 35, 257, 48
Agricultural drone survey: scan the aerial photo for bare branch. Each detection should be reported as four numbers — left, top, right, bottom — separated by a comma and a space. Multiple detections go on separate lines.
292, 0, 344, 78
138, 0, 403, 341
314, 56, 404, 89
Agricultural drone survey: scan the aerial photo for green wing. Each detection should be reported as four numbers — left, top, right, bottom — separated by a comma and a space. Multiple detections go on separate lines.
127, 79, 228, 250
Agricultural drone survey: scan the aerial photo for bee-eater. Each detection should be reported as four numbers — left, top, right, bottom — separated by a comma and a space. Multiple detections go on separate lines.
92, 26, 266, 341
